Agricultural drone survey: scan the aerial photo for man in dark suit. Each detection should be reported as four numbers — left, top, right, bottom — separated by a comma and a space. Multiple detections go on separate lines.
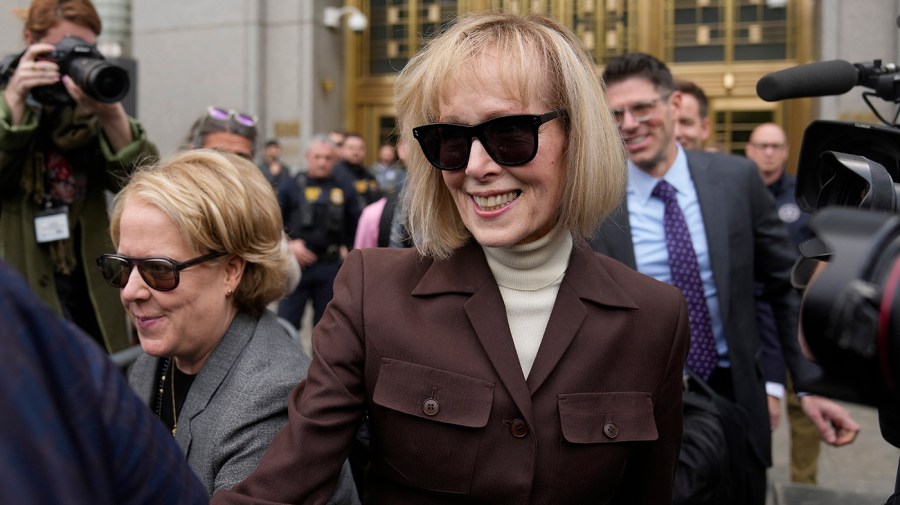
590, 53, 859, 505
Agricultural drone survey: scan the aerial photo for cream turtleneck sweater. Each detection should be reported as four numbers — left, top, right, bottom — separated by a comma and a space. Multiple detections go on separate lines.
482, 225, 573, 378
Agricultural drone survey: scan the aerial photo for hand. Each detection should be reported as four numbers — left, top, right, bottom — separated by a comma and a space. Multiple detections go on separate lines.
60, 74, 121, 118
61, 75, 133, 151
799, 394, 861, 446
290, 239, 317, 267
2, 43, 59, 125
767, 395, 782, 431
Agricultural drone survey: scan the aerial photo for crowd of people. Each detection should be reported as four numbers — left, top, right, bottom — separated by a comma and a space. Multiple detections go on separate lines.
0, 1, 865, 504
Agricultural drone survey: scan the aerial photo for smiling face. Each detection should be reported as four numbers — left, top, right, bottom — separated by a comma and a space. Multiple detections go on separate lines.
606, 77, 680, 177
117, 198, 240, 373
438, 58, 566, 248
675, 93, 710, 151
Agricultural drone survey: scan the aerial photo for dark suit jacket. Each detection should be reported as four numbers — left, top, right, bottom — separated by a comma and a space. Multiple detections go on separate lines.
590, 150, 821, 467
215, 238, 690, 504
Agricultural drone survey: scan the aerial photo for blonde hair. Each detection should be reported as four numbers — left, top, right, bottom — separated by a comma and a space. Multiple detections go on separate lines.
110, 149, 289, 317
395, 11, 626, 259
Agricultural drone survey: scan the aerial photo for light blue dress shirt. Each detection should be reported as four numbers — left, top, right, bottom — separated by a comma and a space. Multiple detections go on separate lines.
626, 146, 729, 366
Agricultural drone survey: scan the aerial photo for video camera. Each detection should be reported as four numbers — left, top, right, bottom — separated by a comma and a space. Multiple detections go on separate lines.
0, 35, 130, 105
757, 57, 900, 449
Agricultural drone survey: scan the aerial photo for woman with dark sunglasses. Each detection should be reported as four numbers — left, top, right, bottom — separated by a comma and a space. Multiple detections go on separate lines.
100, 149, 359, 503
216, 11, 689, 505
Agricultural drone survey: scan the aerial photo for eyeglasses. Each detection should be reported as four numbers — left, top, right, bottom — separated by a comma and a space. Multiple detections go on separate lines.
206, 106, 257, 128
96, 252, 225, 292
748, 142, 786, 151
610, 94, 670, 127
412, 110, 566, 171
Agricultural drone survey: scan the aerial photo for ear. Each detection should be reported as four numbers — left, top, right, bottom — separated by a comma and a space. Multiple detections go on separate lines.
700, 117, 712, 140
224, 254, 247, 293
669, 90, 683, 113
23, 29, 35, 45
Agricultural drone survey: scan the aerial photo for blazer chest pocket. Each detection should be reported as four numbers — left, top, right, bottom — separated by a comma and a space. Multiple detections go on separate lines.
554, 392, 659, 498
373, 358, 494, 494
558, 392, 658, 444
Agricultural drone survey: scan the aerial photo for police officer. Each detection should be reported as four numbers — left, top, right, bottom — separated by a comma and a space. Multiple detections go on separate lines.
333, 132, 381, 209
746, 122, 813, 247
277, 134, 361, 328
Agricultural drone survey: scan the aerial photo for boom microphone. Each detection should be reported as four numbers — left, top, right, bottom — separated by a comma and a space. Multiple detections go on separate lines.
757, 60, 859, 102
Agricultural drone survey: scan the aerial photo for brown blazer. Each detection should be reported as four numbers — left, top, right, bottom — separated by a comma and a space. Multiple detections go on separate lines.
215, 238, 689, 505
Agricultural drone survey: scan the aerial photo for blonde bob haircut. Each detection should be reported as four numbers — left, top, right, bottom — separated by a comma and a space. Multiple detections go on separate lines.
110, 149, 290, 318
395, 11, 626, 259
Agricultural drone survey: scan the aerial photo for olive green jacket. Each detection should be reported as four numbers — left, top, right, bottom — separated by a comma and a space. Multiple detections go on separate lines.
0, 97, 157, 352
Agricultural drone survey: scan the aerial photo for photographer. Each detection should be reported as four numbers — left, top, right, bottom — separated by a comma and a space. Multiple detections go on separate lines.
0, 0, 156, 353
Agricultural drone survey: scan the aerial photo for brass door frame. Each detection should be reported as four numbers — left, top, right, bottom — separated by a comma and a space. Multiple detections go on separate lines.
343, 0, 816, 166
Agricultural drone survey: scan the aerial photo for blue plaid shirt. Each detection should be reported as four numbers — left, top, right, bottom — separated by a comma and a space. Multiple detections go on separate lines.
0, 260, 208, 504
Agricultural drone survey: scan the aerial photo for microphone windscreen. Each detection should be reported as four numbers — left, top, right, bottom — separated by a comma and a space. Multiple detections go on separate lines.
757, 60, 859, 101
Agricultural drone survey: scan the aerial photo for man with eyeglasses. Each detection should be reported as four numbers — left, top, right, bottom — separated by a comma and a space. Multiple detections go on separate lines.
746, 122, 812, 247
591, 53, 858, 505
747, 121, 821, 486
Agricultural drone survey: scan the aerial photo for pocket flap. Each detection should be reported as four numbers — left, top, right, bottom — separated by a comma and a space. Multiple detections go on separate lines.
373, 358, 494, 428
558, 392, 658, 443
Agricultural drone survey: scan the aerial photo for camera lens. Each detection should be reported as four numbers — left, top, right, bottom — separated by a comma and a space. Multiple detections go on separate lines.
67, 58, 130, 103
90, 65, 130, 102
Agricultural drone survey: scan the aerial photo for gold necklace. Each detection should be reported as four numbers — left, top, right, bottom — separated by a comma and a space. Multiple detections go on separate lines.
170, 360, 178, 436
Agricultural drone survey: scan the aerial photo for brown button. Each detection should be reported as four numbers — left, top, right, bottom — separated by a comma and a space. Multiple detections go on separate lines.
38, 275, 51, 288
423, 399, 439, 416
510, 418, 529, 438
604, 421, 619, 439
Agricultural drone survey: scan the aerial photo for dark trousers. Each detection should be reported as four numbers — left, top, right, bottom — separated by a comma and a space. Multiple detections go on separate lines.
278, 260, 341, 329
708, 366, 767, 505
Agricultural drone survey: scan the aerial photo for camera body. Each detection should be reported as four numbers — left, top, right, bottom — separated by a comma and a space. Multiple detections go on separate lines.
0, 35, 130, 105
792, 120, 900, 412
762, 62, 900, 447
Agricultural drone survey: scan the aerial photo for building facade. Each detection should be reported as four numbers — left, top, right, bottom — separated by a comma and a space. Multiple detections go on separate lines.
1, 0, 899, 170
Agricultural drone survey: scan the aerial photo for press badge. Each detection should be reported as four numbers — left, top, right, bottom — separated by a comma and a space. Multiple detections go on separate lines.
34, 206, 70, 243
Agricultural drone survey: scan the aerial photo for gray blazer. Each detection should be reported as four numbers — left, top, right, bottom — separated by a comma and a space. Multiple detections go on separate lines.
590, 150, 821, 468
129, 309, 359, 504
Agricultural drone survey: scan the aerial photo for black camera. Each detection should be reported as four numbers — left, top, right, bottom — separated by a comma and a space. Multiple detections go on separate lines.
0, 35, 130, 105
758, 58, 900, 456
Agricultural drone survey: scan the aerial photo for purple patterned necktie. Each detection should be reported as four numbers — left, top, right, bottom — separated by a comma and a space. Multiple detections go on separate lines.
652, 179, 718, 380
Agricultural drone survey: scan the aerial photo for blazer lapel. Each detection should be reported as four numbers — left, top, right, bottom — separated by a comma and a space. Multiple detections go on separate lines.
687, 151, 731, 321
414, 242, 535, 423
129, 353, 159, 405
526, 241, 639, 394
175, 311, 257, 451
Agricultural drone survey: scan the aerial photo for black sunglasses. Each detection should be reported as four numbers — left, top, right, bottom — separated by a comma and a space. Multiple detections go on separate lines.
96, 252, 225, 292
412, 109, 566, 171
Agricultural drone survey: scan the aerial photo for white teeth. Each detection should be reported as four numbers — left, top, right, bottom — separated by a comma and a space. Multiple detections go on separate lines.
473, 191, 518, 211
627, 135, 647, 145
